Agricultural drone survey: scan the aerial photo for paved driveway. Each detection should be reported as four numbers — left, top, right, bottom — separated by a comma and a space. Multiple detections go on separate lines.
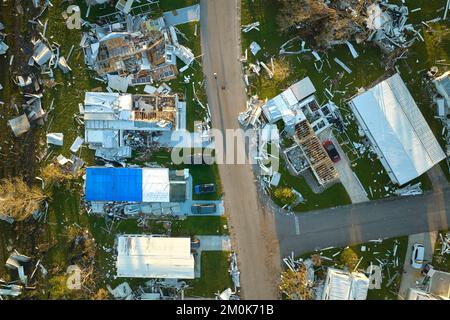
398, 232, 437, 299
328, 132, 369, 204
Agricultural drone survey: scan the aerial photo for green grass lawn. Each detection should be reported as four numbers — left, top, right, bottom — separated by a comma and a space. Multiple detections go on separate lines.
273, 157, 351, 212
241, 0, 450, 202
172, 216, 229, 236
186, 251, 233, 297
298, 236, 408, 300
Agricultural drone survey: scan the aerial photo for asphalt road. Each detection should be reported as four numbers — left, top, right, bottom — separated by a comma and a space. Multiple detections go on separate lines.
277, 187, 450, 257
200, 0, 281, 299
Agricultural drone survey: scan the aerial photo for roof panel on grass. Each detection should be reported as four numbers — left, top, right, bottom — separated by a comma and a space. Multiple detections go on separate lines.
86, 167, 142, 202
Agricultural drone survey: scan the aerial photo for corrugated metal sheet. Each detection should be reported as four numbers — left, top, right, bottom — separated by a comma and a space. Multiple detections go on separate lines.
85, 167, 142, 202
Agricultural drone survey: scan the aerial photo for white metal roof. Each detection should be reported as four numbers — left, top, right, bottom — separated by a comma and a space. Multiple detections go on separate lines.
142, 168, 170, 202
350, 73, 446, 185
116, 235, 194, 279
289, 77, 316, 101
262, 81, 308, 126
322, 268, 369, 300
85, 92, 132, 111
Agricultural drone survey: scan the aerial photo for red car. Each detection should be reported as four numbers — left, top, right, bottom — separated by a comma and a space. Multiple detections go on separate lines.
323, 140, 341, 163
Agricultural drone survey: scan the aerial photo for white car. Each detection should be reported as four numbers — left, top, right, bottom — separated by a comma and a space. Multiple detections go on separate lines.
411, 244, 425, 269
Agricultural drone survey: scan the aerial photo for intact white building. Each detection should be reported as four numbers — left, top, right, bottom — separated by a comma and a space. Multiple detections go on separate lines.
322, 268, 369, 300
350, 73, 446, 185
116, 235, 195, 279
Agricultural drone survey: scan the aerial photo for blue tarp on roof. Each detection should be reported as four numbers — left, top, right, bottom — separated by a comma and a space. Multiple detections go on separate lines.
86, 168, 142, 202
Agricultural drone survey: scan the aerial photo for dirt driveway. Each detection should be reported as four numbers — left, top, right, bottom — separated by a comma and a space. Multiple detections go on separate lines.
200, 0, 281, 299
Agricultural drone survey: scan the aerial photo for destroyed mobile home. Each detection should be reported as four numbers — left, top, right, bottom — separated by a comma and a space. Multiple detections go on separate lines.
243, 77, 343, 188
82, 91, 185, 161
84, 167, 190, 216
81, 14, 195, 85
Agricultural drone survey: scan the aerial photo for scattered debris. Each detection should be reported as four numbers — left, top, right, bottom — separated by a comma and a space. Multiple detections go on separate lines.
8, 114, 31, 137
249, 41, 261, 56
46, 133, 64, 146
242, 22, 260, 33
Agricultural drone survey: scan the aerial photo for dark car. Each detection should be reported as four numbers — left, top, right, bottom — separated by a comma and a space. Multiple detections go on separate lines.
191, 238, 201, 250
191, 204, 217, 215
323, 140, 341, 163
194, 183, 216, 195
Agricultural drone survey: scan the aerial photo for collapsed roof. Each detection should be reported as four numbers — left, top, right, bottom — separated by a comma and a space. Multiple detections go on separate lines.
81, 15, 194, 84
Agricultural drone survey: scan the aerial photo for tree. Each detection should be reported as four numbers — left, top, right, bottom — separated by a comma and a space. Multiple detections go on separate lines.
273, 187, 296, 205
0, 177, 46, 221
92, 288, 111, 300
276, 0, 367, 48
340, 248, 359, 271
48, 274, 76, 300
277, 0, 334, 34
40, 163, 75, 188
280, 267, 313, 300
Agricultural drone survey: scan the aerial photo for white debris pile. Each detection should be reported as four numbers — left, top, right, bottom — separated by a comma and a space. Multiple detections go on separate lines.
46, 133, 64, 146
107, 282, 134, 300
242, 21, 260, 33
393, 182, 422, 196
238, 96, 263, 128
135, 278, 187, 300
5, 251, 31, 286
439, 233, 450, 255
229, 252, 241, 291
366, 2, 420, 53
279, 37, 310, 55
0, 22, 8, 55
215, 288, 240, 300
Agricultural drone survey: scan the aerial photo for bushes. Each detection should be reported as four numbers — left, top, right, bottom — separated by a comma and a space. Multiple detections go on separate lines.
273, 187, 296, 205
340, 247, 359, 271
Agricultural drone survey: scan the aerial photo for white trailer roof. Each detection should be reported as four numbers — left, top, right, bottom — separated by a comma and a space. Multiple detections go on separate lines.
142, 168, 170, 203
116, 235, 194, 279
350, 73, 445, 185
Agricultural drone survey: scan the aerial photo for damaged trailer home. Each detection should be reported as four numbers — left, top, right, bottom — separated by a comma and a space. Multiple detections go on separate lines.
81, 14, 194, 85
85, 167, 190, 216
321, 268, 369, 300
349, 73, 446, 186
261, 77, 339, 186
83, 91, 185, 161
115, 235, 195, 279
433, 71, 450, 171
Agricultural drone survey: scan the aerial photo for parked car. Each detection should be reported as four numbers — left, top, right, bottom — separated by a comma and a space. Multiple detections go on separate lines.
191, 204, 217, 215
323, 140, 341, 163
411, 243, 425, 269
191, 238, 201, 250
194, 183, 216, 195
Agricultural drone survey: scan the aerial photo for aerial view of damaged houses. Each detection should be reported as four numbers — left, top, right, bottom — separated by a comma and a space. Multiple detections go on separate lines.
0, 0, 450, 303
